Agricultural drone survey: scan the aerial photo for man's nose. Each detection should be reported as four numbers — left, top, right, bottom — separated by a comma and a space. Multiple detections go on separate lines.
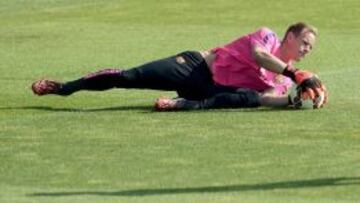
304, 45, 311, 53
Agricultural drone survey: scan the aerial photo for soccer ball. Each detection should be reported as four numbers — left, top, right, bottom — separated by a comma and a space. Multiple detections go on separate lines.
288, 84, 324, 109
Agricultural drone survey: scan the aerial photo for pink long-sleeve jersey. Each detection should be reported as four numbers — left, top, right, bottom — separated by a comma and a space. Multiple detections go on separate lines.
211, 27, 293, 96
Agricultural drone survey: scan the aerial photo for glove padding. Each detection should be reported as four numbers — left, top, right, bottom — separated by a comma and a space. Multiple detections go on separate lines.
295, 71, 328, 108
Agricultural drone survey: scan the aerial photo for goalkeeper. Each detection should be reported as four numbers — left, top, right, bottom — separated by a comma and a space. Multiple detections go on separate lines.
32, 22, 327, 108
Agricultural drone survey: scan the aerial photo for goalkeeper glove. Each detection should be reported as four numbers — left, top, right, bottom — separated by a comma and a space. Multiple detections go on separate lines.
283, 65, 327, 108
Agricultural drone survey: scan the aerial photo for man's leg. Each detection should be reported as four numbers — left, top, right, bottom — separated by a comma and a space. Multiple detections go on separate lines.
155, 89, 262, 111
32, 69, 131, 96
31, 53, 194, 96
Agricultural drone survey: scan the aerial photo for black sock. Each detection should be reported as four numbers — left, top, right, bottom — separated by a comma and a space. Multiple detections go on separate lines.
58, 69, 122, 95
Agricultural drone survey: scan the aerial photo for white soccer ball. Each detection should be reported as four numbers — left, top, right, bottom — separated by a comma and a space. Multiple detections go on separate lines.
297, 97, 315, 109
288, 84, 316, 109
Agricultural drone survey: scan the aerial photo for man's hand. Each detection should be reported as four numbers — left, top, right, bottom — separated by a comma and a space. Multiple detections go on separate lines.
283, 66, 328, 108
295, 71, 321, 97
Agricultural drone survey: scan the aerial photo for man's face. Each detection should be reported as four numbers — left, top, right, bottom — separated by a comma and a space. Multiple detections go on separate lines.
286, 30, 316, 61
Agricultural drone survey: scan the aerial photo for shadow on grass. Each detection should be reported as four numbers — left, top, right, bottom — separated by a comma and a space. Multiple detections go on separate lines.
28, 177, 360, 197
0, 105, 154, 112
0, 105, 296, 113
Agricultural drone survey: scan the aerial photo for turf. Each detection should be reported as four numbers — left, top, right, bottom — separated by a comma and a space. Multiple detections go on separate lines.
0, 0, 359, 202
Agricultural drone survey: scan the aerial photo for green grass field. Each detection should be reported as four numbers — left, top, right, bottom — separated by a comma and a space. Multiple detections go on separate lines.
1, 0, 359, 202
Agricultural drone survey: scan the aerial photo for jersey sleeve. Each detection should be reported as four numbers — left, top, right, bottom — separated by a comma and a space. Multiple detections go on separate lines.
250, 27, 278, 53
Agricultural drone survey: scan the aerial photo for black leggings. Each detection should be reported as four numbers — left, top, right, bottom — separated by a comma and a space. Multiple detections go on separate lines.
59, 51, 237, 100
176, 89, 261, 110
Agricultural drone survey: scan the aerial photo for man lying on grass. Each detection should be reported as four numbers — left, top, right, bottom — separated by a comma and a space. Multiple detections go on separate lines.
32, 22, 327, 110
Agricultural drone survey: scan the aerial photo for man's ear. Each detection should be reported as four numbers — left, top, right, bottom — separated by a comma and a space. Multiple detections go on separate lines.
286, 32, 295, 43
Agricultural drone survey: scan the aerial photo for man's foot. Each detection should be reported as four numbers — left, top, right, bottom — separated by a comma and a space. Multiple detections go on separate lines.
154, 97, 179, 111
31, 79, 63, 96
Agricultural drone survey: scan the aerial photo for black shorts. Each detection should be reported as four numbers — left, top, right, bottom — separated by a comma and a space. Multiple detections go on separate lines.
121, 51, 237, 100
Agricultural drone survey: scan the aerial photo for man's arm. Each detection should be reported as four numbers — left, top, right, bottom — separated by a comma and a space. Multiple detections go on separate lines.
252, 45, 327, 108
251, 45, 287, 74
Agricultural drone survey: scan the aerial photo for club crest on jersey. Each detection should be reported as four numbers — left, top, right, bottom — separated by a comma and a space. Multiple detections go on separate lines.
263, 32, 275, 44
